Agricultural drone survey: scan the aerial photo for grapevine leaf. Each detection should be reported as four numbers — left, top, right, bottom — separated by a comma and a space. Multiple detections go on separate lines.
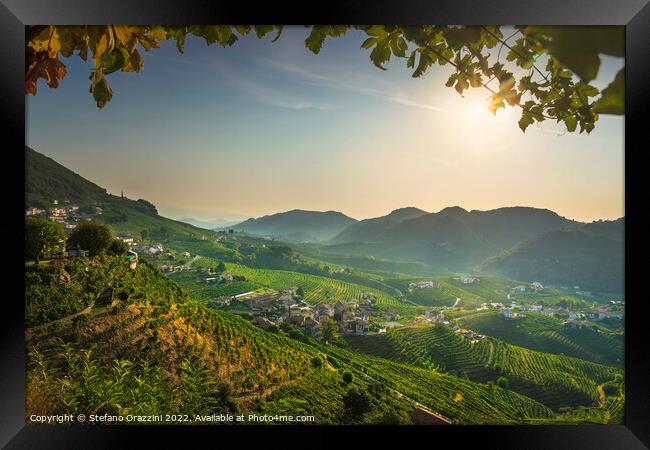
592, 68, 624, 115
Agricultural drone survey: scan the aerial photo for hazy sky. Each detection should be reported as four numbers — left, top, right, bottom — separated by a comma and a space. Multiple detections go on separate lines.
27, 27, 624, 222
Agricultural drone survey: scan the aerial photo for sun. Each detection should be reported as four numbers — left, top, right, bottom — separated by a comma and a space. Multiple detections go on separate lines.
467, 101, 487, 117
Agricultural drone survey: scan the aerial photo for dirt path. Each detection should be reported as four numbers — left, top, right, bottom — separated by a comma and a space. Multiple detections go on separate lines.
320, 350, 453, 425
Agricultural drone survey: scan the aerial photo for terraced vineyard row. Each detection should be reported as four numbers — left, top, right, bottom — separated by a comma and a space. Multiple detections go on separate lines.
456, 311, 623, 368
318, 343, 556, 424
346, 325, 622, 411
225, 263, 409, 310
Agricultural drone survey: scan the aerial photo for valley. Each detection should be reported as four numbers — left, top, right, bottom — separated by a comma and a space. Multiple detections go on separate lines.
24, 146, 625, 425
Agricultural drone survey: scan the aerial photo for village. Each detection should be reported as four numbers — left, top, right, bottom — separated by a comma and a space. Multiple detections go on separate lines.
208, 286, 382, 337
28, 200, 624, 340
26, 200, 101, 231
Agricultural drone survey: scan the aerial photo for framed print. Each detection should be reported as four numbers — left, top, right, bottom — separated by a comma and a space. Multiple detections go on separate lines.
1, 0, 649, 448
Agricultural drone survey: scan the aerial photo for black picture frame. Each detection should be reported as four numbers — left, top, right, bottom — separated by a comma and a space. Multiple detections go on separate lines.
2, 0, 648, 448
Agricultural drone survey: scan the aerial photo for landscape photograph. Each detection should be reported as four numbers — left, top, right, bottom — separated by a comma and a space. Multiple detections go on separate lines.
25, 25, 624, 425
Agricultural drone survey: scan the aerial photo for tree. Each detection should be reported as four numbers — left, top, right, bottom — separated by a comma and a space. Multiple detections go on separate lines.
25, 218, 66, 263
496, 376, 509, 389
342, 371, 353, 385
342, 387, 371, 418
68, 221, 113, 257
320, 319, 338, 344
26, 25, 623, 134
107, 239, 129, 256
140, 229, 148, 240
216, 261, 226, 273
311, 356, 323, 369
296, 286, 305, 297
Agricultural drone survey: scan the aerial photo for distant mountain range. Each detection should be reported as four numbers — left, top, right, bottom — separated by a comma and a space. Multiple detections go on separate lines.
228, 209, 358, 242
25, 146, 624, 293
176, 217, 242, 230
228, 205, 623, 292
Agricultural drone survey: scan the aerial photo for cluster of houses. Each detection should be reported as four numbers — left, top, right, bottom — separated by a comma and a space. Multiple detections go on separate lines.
409, 280, 439, 289
26, 200, 99, 231
459, 274, 480, 285
210, 287, 381, 337
486, 298, 625, 328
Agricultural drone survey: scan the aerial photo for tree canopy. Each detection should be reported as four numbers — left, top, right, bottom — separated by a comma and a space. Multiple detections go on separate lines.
68, 221, 113, 256
26, 25, 623, 134
25, 217, 66, 263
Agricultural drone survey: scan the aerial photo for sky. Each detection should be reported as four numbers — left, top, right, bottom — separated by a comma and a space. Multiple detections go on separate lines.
26, 26, 625, 223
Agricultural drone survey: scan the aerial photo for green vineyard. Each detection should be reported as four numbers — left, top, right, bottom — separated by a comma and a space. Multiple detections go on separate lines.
456, 311, 623, 368
225, 263, 410, 311
26, 256, 624, 425
317, 343, 556, 424
346, 324, 622, 410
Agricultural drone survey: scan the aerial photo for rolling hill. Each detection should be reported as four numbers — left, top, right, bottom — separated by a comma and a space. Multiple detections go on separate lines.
325, 206, 579, 270
25, 146, 213, 240
26, 145, 107, 207
346, 324, 621, 410
480, 223, 624, 293
230, 209, 358, 242
26, 256, 562, 424
331, 207, 428, 244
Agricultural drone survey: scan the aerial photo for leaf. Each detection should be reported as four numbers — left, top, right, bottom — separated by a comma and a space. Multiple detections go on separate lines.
564, 115, 578, 132
518, 110, 535, 132
271, 26, 284, 42
25, 51, 67, 95
523, 26, 623, 82
366, 25, 387, 38
305, 26, 329, 54
234, 25, 251, 35
361, 37, 377, 49
412, 50, 434, 78
254, 25, 274, 38
488, 94, 505, 115
89, 69, 113, 108
592, 68, 624, 115
369, 41, 391, 69
28, 26, 61, 58
389, 36, 407, 57
406, 51, 416, 68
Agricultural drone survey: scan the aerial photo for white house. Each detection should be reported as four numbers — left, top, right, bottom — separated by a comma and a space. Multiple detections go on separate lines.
531, 282, 544, 291
460, 275, 479, 284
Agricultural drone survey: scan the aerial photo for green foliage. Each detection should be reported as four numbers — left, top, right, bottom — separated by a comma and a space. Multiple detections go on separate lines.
68, 221, 113, 257
346, 324, 621, 410
25, 256, 129, 327
320, 319, 339, 344
342, 387, 371, 419
25, 251, 623, 425
107, 239, 129, 256
224, 263, 408, 311
26, 25, 623, 134
456, 312, 623, 368
311, 356, 323, 369
25, 217, 66, 262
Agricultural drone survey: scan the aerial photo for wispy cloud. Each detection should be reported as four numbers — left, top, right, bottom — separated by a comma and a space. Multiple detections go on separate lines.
258, 59, 569, 134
